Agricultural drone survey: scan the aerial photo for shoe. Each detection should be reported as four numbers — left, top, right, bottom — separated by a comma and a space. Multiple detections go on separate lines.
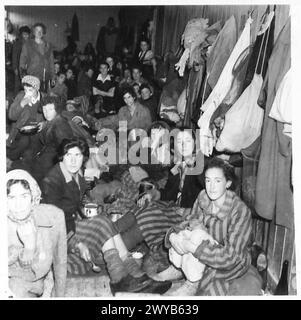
150, 265, 183, 281
110, 274, 152, 295
139, 278, 172, 295
163, 280, 199, 296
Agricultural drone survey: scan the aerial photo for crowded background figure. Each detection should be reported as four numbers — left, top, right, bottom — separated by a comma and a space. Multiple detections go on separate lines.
19, 23, 55, 92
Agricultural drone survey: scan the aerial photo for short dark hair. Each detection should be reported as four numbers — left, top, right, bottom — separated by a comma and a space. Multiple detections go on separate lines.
33, 22, 46, 35
41, 95, 64, 114
121, 85, 137, 100
57, 71, 66, 77
139, 83, 151, 94
99, 61, 110, 69
19, 25, 31, 35
131, 65, 142, 73
105, 55, 114, 62
204, 157, 238, 190
83, 63, 94, 73
57, 137, 90, 163
140, 38, 150, 46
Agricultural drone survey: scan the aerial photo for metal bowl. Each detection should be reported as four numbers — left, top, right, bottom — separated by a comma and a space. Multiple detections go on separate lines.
19, 123, 39, 134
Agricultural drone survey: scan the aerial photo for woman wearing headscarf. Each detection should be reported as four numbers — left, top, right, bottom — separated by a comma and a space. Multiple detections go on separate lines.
7, 75, 45, 163
7, 169, 67, 297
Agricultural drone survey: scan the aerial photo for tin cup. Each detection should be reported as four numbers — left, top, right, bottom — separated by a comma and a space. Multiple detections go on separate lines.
132, 251, 144, 268
84, 203, 98, 218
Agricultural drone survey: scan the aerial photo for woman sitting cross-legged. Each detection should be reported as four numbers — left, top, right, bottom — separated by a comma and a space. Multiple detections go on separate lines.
41, 137, 171, 295
160, 157, 258, 296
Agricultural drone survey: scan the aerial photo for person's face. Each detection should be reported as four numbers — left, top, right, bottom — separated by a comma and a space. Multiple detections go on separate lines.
57, 74, 66, 84
24, 85, 38, 98
205, 167, 231, 201
7, 182, 32, 220
123, 92, 135, 108
106, 57, 114, 68
66, 69, 73, 79
176, 131, 194, 158
43, 103, 57, 121
116, 62, 122, 70
34, 26, 44, 40
21, 32, 29, 41
54, 63, 60, 74
124, 69, 131, 79
132, 69, 141, 81
122, 47, 129, 55
133, 85, 140, 96
99, 64, 108, 76
87, 69, 94, 78
66, 103, 76, 112
62, 146, 84, 174
140, 41, 149, 52
141, 88, 151, 100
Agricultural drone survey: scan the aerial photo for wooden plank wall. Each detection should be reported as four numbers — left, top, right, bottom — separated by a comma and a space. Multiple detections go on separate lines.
6, 6, 120, 52
253, 217, 296, 295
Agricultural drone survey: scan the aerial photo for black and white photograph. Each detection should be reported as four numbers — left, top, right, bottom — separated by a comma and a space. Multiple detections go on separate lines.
1, 0, 299, 301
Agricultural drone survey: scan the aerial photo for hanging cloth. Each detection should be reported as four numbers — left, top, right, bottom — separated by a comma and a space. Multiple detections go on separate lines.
71, 13, 79, 41
254, 17, 292, 228
217, 7, 275, 122
209, 45, 251, 132
206, 16, 237, 93
215, 73, 264, 153
242, 7, 275, 90
268, 68, 291, 137
197, 16, 252, 156
215, 9, 274, 153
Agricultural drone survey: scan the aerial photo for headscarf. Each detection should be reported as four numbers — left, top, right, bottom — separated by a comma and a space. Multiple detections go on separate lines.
21, 75, 40, 91
6, 170, 41, 207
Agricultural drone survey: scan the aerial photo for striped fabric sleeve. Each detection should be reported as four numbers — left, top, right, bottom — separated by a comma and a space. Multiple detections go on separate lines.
193, 202, 252, 271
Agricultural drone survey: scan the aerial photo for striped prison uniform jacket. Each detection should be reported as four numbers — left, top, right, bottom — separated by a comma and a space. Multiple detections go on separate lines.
165, 190, 252, 296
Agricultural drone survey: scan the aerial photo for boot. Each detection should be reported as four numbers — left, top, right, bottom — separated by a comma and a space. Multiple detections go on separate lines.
110, 274, 172, 296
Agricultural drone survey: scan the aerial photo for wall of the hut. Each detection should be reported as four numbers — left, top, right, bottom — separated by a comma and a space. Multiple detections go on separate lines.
5, 6, 120, 51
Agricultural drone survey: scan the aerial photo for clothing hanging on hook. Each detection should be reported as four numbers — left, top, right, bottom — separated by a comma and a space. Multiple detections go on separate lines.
242, 8, 275, 91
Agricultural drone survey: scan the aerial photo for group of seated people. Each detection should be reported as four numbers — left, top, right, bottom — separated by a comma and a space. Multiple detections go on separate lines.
44, 37, 159, 122
6, 31, 263, 296
6, 79, 263, 296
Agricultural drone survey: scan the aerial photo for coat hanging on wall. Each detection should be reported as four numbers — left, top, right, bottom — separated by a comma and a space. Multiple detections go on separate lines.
71, 13, 79, 41
254, 17, 292, 229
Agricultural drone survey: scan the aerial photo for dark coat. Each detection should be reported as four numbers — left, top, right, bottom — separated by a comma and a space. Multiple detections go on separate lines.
160, 171, 203, 208
7, 91, 45, 146
41, 163, 87, 234
19, 39, 54, 83
160, 152, 205, 208
30, 115, 74, 183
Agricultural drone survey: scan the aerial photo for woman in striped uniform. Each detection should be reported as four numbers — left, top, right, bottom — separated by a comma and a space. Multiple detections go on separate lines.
162, 157, 253, 296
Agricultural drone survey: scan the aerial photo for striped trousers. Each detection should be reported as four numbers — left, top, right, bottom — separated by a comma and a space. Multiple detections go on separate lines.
67, 214, 118, 275
134, 201, 184, 252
